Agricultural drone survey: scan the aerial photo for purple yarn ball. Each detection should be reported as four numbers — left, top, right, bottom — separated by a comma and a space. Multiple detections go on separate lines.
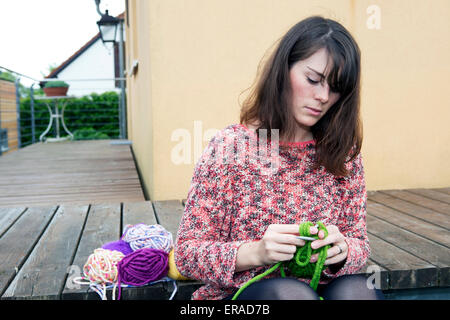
116, 248, 169, 300
102, 240, 133, 256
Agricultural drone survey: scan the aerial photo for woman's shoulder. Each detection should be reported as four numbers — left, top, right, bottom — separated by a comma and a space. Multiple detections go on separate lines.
207, 123, 255, 147
198, 124, 248, 167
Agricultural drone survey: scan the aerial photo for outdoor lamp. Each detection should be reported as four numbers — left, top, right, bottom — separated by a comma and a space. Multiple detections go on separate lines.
96, 9, 119, 43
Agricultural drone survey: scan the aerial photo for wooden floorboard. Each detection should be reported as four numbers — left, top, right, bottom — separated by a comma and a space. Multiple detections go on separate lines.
62, 203, 121, 299
1, 187, 449, 299
0, 206, 58, 297
380, 189, 450, 215
367, 200, 450, 247
0, 140, 145, 207
407, 189, 450, 205
368, 191, 450, 229
2, 205, 89, 299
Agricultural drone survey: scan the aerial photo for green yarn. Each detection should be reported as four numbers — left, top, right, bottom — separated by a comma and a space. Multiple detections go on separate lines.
232, 221, 330, 300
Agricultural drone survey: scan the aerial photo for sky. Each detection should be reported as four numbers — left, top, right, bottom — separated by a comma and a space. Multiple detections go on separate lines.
0, 0, 125, 86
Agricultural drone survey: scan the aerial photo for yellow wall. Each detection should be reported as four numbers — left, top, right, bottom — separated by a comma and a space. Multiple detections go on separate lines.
125, 0, 450, 201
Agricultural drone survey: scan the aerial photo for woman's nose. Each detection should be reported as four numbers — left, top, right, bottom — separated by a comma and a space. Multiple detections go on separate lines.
314, 84, 330, 103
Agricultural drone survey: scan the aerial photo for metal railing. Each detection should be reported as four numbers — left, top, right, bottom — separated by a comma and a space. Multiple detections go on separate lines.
0, 66, 127, 156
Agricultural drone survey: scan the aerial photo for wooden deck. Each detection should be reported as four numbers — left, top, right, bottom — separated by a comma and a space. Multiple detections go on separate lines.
0, 187, 448, 299
0, 140, 145, 207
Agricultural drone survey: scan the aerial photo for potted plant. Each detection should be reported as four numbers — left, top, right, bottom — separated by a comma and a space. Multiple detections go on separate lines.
43, 80, 70, 97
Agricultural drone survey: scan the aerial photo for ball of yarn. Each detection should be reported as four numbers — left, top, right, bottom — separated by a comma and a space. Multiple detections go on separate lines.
121, 223, 173, 253
284, 221, 330, 287
232, 221, 330, 300
117, 248, 169, 285
117, 248, 169, 300
167, 249, 190, 280
102, 240, 133, 256
83, 248, 125, 284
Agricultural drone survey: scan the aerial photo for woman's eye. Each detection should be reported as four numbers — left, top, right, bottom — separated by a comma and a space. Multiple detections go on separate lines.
307, 78, 319, 84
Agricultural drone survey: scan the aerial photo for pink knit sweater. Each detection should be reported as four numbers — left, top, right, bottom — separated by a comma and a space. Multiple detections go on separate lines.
175, 123, 369, 300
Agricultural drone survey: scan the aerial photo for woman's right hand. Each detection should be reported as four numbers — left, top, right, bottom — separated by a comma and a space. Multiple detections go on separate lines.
235, 224, 318, 272
255, 224, 310, 266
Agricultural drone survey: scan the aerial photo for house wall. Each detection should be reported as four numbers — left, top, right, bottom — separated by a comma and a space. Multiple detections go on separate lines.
125, 0, 450, 201
56, 28, 126, 96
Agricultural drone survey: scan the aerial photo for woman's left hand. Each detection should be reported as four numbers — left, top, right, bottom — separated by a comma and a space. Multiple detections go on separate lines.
308, 224, 348, 266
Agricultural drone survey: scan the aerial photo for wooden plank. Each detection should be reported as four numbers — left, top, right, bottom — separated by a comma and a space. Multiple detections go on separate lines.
367, 215, 450, 287
62, 203, 121, 299
433, 187, 450, 195
0, 196, 144, 209
368, 191, 450, 229
367, 200, 450, 247
0, 207, 26, 237
407, 188, 450, 205
381, 189, 450, 215
152, 200, 185, 240
367, 215, 450, 268
0, 185, 143, 198
122, 201, 157, 233
0, 190, 144, 208
354, 259, 390, 290
2, 205, 89, 299
0, 206, 57, 297
0, 180, 140, 192
0, 162, 137, 174
367, 234, 438, 289
0, 140, 144, 208
0, 177, 140, 187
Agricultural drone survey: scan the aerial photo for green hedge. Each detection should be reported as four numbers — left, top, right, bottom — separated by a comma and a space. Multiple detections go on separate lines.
20, 91, 120, 146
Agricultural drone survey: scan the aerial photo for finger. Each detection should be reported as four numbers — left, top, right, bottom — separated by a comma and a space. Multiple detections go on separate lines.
318, 230, 325, 239
309, 226, 318, 235
269, 224, 301, 235
329, 244, 344, 257
267, 242, 297, 255
278, 234, 305, 247
311, 233, 341, 250
270, 252, 295, 263
324, 252, 347, 266
266, 232, 305, 247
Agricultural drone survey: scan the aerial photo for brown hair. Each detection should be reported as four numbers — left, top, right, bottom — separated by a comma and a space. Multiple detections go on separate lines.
239, 15, 362, 177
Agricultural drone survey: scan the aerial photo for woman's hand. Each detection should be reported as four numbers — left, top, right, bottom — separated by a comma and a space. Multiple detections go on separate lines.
255, 224, 308, 266
308, 224, 348, 266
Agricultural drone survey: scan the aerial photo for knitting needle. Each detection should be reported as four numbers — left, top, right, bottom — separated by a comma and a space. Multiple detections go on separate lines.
296, 236, 317, 241
296, 224, 320, 241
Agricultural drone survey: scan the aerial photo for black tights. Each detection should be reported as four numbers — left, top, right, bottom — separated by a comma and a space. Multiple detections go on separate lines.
227, 275, 384, 300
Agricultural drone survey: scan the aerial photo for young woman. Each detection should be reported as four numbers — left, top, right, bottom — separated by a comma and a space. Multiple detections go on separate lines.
175, 15, 384, 300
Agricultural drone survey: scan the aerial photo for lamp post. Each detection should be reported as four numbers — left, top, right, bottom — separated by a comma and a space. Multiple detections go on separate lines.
96, 9, 119, 43
95, 0, 126, 140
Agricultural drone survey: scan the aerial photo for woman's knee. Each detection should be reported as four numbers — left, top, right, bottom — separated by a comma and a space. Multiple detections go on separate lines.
322, 274, 384, 300
237, 277, 320, 300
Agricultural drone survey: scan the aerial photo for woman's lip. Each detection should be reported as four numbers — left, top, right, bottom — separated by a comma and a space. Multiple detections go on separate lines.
305, 106, 321, 115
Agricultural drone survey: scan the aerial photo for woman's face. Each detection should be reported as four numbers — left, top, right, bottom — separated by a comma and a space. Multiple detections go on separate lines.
288, 48, 341, 130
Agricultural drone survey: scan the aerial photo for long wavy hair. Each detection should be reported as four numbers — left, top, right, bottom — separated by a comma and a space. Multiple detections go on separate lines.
239, 15, 362, 177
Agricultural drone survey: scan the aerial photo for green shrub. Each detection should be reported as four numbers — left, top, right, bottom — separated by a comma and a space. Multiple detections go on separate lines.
73, 127, 110, 140
43, 80, 69, 88
19, 91, 121, 146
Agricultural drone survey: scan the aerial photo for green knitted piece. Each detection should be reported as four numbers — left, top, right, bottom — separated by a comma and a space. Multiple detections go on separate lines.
232, 221, 330, 300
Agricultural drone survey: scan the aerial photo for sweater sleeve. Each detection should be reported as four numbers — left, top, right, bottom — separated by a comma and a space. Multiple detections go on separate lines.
174, 131, 246, 288
323, 152, 370, 278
